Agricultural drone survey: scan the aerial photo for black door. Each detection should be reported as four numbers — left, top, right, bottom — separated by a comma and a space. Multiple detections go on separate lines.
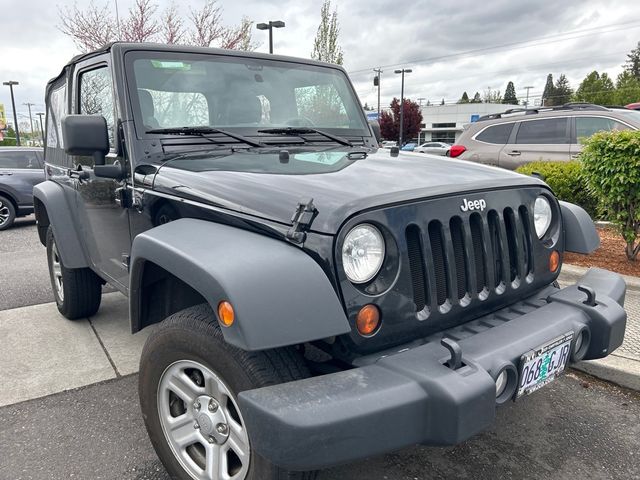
73, 61, 132, 291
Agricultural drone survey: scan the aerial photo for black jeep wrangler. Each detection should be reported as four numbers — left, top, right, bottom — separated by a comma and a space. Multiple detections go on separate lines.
35, 43, 627, 480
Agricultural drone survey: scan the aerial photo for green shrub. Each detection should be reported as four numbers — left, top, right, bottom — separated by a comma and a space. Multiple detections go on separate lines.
516, 161, 599, 218
580, 129, 640, 260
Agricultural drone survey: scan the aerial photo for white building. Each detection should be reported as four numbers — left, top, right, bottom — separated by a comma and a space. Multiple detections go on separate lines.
417, 103, 515, 144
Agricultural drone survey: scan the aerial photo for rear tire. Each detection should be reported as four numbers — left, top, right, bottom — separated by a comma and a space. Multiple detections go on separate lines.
139, 304, 317, 480
46, 227, 102, 319
0, 195, 16, 230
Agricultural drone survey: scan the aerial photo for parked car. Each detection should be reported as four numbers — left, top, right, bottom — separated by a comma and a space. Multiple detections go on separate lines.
414, 141, 451, 156
0, 146, 45, 230
380, 140, 397, 148
36, 43, 627, 480
400, 142, 417, 151
450, 103, 640, 169
625, 102, 640, 110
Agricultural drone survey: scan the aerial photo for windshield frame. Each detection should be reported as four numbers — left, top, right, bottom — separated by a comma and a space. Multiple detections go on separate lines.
123, 49, 371, 142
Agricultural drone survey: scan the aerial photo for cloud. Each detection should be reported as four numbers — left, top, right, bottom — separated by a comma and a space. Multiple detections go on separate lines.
1, 0, 638, 126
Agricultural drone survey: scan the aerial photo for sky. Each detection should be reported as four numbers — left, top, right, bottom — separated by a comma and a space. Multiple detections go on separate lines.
1, 0, 639, 131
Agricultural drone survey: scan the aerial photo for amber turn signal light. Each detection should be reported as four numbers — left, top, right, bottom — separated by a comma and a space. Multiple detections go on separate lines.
218, 301, 235, 327
549, 250, 560, 273
356, 304, 380, 336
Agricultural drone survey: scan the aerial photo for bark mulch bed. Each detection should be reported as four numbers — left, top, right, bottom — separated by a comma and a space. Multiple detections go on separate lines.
564, 226, 640, 277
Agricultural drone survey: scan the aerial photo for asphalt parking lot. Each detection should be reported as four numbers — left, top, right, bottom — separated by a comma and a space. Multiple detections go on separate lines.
1, 222, 640, 479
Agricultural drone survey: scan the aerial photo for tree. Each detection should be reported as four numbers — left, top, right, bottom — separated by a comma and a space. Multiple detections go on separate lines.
378, 97, 423, 142
310, 0, 344, 65
574, 71, 615, 105
440, 98, 445, 105
458, 91, 470, 103
483, 88, 501, 103
553, 74, 573, 105
58, 0, 254, 53
0, 126, 17, 146
624, 41, 640, 80
471, 92, 482, 103
615, 71, 640, 105
542, 74, 555, 106
503, 81, 518, 105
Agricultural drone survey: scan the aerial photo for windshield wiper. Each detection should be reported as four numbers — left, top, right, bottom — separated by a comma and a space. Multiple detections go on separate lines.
146, 126, 266, 148
258, 127, 353, 147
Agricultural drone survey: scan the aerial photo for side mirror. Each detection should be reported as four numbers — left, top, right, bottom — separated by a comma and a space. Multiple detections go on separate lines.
368, 120, 381, 143
61, 115, 109, 166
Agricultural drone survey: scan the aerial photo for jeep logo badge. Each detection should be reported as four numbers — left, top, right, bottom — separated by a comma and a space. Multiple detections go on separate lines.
460, 198, 487, 212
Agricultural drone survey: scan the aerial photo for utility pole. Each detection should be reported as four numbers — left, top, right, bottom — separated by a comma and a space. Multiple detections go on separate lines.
23, 102, 35, 134
523, 86, 534, 108
3, 81, 20, 146
394, 69, 412, 147
36, 112, 45, 145
373, 68, 382, 120
417, 97, 425, 106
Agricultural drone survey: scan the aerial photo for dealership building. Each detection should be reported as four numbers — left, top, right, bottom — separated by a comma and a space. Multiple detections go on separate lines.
416, 103, 514, 144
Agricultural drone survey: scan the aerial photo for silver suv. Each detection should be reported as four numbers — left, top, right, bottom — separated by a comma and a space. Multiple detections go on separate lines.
451, 103, 640, 169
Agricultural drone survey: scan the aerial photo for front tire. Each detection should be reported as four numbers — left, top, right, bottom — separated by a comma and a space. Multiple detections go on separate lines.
0, 195, 16, 230
139, 304, 316, 480
46, 227, 102, 319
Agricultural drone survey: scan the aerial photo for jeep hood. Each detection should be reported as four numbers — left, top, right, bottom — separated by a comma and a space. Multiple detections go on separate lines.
153, 148, 545, 234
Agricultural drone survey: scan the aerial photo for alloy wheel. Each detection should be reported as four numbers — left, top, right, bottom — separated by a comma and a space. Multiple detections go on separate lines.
0, 200, 9, 226
158, 360, 251, 480
50, 241, 64, 301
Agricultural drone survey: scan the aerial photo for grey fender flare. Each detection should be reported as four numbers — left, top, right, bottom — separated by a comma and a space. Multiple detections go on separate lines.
559, 201, 600, 254
33, 181, 90, 269
129, 218, 351, 351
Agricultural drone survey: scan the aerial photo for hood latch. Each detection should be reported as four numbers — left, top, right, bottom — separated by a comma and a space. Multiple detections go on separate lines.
286, 198, 318, 244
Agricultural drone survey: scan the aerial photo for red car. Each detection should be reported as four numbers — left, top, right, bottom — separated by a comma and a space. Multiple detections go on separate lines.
625, 102, 640, 110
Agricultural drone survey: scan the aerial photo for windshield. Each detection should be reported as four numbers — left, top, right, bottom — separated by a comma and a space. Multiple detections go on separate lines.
125, 51, 368, 136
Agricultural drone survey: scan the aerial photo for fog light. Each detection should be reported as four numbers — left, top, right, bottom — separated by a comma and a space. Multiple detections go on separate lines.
549, 250, 560, 273
571, 328, 590, 362
356, 304, 380, 336
495, 370, 508, 398
217, 301, 235, 327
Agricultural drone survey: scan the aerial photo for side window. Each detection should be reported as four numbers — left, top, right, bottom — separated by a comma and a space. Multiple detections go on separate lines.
475, 123, 514, 144
45, 76, 68, 166
79, 67, 115, 148
516, 118, 569, 144
576, 116, 630, 142
0, 151, 41, 169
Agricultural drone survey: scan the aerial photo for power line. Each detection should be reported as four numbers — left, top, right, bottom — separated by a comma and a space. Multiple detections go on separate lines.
347, 20, 640, 76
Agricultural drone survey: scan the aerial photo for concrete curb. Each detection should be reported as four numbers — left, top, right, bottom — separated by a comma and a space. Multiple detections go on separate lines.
572, 354, 640, 392
559, 263, 640, 292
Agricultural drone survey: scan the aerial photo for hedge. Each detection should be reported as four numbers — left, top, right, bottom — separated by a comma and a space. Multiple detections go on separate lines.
580, 130, 640, 260
515, 161, 599, 219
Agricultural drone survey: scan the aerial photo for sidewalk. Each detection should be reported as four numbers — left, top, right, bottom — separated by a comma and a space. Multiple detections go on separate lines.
0, 292, 149, 407
559, 264, 640, 391
1, 266, 638, 408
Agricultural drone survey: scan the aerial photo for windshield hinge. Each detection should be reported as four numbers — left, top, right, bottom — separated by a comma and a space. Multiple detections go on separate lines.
286, 198, 318, 244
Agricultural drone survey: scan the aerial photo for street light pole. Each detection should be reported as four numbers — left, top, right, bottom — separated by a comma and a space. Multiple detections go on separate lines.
36, 112, 45, 145
394, 68, 412, 147
256, 20, 285, 54
3, 81, 20, 146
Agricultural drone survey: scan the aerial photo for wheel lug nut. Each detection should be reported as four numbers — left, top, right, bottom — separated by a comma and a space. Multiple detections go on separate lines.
208, 400, 218, 412
193, 401, 200, 410
216, 423, 228, 435
208, 436, 216, 444
194, 421, 200, 429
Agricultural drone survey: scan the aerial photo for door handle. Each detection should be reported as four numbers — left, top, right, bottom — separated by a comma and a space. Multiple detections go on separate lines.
507, 150, 521, 156
570, 154, 580, 159
67, 168, 90, 181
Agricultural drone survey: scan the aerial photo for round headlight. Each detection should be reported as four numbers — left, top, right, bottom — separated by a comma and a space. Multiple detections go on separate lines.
342, 224, 385, 284
533, 196, 552, 238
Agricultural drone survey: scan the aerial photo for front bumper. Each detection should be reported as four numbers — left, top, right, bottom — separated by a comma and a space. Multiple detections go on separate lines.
237, 268, 627, 470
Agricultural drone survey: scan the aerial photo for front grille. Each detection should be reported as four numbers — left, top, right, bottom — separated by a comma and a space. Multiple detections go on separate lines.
406, 205, 534, 313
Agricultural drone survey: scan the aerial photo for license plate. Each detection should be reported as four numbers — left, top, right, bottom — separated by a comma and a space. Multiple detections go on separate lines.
516, 332, 573, 399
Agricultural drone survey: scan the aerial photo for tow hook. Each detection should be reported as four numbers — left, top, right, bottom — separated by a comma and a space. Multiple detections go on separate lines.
578, 285, 597, 306
441, 337, 463, 370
